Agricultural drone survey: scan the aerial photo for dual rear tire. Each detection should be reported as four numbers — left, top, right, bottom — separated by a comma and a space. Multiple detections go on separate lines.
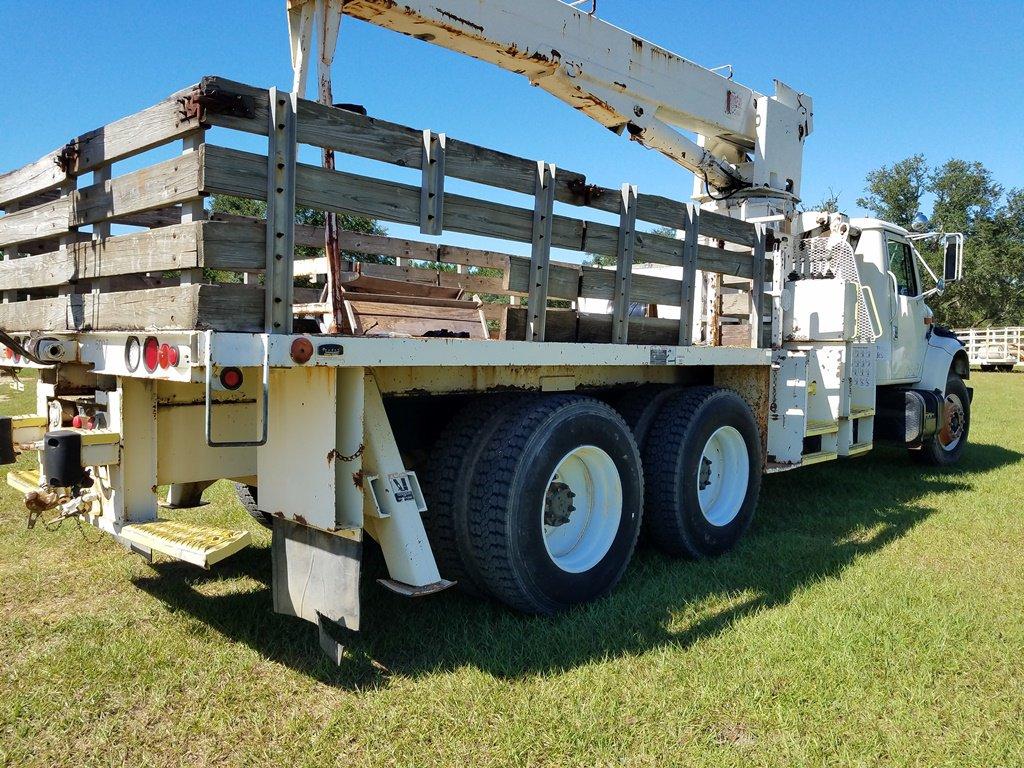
423, 387, 762, 614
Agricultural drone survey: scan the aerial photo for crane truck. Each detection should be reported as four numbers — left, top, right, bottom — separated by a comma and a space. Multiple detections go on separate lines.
0, 0, 969, 662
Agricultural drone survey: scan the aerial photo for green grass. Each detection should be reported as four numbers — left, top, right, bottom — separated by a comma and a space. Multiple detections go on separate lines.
2, 373, 1023, 767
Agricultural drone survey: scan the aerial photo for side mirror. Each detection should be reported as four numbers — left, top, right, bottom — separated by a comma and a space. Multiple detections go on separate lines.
911, 212, 929, 233
943, 236, 963, 282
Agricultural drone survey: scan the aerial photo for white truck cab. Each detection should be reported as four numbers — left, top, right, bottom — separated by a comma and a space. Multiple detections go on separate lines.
774, 213, 971, 469
854, 220, 930, 384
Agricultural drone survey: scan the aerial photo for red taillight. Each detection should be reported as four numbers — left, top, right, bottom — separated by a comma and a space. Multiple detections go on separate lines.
72, 415, 83, 428
220, 367, 243, 391
158, 343, 179, 369
143, 336, 160, 372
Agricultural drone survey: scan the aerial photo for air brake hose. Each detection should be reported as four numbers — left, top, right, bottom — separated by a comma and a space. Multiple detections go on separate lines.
0, 330, 56, 367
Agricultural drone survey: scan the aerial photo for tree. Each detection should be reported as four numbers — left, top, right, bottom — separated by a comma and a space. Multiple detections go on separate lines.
801, 187, 841, 214
855, 154, 1024, 327
856, 154, 928, 228
929, 186, 1024, 327
929, 159, 1002, 237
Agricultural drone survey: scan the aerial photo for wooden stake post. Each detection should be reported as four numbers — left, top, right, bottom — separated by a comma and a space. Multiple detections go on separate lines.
526, 162, 555, 342
611, 184, 638, 344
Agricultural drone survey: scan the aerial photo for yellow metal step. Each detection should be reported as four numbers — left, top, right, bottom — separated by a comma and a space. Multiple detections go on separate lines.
805, 419, 839, 437
119, 519, 251, 568
6, 469, 42, 495
801, 450, 839, 466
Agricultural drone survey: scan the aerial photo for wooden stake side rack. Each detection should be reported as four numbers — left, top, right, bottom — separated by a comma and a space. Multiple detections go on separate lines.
0, 76, 768, 347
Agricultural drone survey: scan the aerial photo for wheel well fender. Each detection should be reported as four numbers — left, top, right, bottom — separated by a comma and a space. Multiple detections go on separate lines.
951, 347, 970, 379
919, 337, 968, 391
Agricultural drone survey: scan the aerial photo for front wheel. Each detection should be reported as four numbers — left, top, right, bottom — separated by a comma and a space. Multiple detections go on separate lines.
914, 372, 970, 466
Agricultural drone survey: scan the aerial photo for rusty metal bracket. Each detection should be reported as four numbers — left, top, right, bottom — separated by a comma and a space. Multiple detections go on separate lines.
179, 80, 256, 125
567, 177, 604, 206
54, 142, 79, 175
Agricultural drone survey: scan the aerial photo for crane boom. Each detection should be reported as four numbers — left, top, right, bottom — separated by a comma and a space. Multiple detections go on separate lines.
330, 0, 813, 201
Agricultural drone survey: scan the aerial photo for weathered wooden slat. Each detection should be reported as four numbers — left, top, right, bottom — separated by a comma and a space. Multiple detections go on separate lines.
72, 150, 204, 227
197, 77, 759, 248
505, 256, 580, 301
720, 321, 768, 348
200, 144, 760, 279
503, 307, 680, 345
196, 220, 266, 271
0, 157, 65, 213
210, 211, 515, 275
580, 267, 684, 307
345, 300, 487, 339
1, 219, 263, 290
0, 283, 262, 332
119, 206, 187, 229
199, 77, 593, 205
293, 257, 509, 295
0, 224, 198, 291
0, 198, 71, 249
0, 85, 202, 209
0, 151, 204, 250
341, 292, 480, 310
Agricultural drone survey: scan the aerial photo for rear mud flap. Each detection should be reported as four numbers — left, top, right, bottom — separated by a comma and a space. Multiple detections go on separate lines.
271, 517, 361, 663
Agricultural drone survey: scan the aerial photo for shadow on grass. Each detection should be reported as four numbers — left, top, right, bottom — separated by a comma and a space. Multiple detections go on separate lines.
134, 441, 1021, 688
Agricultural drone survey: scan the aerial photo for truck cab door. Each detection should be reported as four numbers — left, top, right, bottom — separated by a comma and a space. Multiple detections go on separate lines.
884, 236, 926, 382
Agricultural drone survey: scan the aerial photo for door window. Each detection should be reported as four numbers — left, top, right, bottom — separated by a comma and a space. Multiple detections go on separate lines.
887, 240, 918, 297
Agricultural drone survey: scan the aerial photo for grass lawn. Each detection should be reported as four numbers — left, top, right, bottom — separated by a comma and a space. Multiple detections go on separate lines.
1, 372, 1022, 767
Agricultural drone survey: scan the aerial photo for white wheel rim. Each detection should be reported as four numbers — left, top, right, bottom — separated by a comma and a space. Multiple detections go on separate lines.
541, 445, 623, 574
697, 426, 749, 527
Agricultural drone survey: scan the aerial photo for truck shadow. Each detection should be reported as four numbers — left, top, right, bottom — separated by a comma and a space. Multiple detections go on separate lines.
134, 441, 1021, 689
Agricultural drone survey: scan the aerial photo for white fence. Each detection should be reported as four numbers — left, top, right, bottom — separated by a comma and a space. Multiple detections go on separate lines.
953, 326, 1023, 368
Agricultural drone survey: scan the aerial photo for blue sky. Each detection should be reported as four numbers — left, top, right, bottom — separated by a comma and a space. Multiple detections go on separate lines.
2, 0, 1021, 237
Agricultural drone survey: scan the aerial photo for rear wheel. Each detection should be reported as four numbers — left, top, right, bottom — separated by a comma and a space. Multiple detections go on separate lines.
914, 372, 970, 466
613, 384, 680, 544
419, 394, 526, 594
643, 387, 761, 559
613, 384, 680, 449
464, 395, 643, 614
234, 483, 272, 529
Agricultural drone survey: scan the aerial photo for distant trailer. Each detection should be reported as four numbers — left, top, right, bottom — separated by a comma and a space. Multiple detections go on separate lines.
953, 327, 1023, 372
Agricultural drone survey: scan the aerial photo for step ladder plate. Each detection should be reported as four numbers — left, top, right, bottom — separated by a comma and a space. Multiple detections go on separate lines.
120, 519, 251, 568
805, 419, 839, 437
801, 450, 839, 466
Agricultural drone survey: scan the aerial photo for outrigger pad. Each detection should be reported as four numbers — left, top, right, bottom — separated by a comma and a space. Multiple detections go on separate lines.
271, 518, 361, 644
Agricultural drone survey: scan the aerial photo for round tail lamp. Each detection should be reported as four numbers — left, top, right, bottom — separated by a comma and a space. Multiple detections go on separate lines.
142, 336, 160, 373
219, 367, 243, 391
